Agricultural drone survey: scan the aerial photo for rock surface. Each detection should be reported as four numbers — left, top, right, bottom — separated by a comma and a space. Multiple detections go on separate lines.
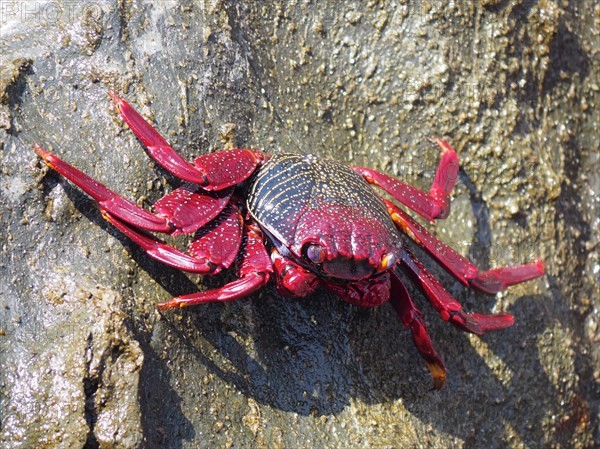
0, 1, 598, 448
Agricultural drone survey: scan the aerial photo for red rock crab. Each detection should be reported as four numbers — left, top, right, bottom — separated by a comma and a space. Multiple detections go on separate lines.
34, 93, 544, 388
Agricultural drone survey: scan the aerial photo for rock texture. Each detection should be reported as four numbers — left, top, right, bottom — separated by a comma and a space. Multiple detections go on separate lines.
0, 1, 597, 448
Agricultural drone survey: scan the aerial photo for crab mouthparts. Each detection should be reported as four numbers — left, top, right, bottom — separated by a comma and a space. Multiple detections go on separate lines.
322, 257, 376, 281
318, 251, 400, 281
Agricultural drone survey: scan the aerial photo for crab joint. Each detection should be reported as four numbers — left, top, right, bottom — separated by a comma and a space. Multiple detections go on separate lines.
378, 253, 398, 272
389, 211, 421, 245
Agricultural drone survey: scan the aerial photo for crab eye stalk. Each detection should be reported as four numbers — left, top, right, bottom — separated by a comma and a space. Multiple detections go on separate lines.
304, 243, 326, 264
377, 252, 398, 272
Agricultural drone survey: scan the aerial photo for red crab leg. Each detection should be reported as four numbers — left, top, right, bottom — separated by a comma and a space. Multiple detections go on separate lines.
35, 144, 171, 232
34, 144, 231, 235
102, 210, 233, 274
401, 250, 515, 335
390, 271, 446, 389
157, 221, 272, 309
352, 138, 458, 222
386, 199, 477, 285
469, 260, 545, 294
271, 250, 320, 297
385, 199, 545, 293
109, 92, 264, 189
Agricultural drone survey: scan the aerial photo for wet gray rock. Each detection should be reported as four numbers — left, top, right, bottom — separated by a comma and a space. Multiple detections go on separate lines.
1, 1, 598, 448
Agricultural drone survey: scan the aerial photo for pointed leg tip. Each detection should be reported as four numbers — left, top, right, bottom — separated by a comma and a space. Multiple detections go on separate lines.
429, 136, 455, 154
534, 258, 545, 274
33, 143, 48, 158
108, 91, 125, 108
426, 361, 447, 389
496, 313, 515, 329
514, 259, 546, 284
33, 144, 57, 169
157, 296, 188, 310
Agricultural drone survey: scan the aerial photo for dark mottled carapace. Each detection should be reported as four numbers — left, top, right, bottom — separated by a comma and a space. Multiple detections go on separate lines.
246, 153, 402, 265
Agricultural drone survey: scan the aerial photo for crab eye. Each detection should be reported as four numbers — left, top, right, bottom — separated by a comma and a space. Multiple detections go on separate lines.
304, 244, 326, 264
377, 252, 398, 272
